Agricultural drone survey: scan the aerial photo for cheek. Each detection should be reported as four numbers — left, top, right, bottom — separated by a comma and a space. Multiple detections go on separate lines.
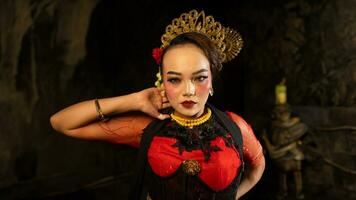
164, 83, 178, 100
196, 79, 211, 95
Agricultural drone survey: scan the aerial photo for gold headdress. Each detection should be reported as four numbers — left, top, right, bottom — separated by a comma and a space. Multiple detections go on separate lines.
160, 9, 244, 64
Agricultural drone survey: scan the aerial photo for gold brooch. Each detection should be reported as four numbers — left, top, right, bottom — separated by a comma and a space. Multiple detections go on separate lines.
182, 159, 201, 176
161, 9, 243, 65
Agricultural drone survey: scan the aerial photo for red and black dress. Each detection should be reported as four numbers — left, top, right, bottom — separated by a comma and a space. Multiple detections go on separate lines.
99, 107, 263, 200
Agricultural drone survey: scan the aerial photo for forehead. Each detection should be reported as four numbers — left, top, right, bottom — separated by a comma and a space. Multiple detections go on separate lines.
162, 44, 210, 73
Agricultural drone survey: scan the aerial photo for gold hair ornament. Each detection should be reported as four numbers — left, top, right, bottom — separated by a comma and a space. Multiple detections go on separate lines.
160, 9, 243, 66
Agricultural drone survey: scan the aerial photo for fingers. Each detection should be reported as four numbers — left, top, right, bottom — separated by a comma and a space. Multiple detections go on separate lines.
161, 102, 171, 109
144, 105, 170, 120
143, 87, 171, 120
152, 110, 170, 120
160, 89, 166, 97
160, 89, 169, 103
157, 113, 170, 120
161, 96, 168, 104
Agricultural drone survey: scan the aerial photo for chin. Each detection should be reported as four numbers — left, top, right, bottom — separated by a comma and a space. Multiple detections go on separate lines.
174, 106, 202, 118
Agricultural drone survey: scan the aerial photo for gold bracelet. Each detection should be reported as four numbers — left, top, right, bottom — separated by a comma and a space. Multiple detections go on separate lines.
94, 98, 110, 122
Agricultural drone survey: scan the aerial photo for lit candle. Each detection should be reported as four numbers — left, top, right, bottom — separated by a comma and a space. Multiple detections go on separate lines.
275, 78, 287, 105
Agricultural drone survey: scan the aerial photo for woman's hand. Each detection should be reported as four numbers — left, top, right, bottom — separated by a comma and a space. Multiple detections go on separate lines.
136, 87, 171, 120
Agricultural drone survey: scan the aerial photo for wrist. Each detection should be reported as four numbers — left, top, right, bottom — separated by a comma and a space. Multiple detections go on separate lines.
94, 98, 110, 122
128, 92, 143, 112
107, 93, 139, 115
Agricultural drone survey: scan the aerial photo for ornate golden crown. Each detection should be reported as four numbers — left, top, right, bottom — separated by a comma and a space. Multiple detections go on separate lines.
160, 9, 244, 64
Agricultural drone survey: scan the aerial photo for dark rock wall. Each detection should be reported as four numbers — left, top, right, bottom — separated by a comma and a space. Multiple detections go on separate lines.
294, 106, 356, 199
239, 0, 356, 127
0, 0, 355, 199
238, 0, 356, 198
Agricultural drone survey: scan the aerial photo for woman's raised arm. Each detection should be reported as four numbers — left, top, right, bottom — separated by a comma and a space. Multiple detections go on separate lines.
50, 88, 170, 143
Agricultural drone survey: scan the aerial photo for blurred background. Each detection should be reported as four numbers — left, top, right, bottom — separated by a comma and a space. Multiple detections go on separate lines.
0, 0, 355, 199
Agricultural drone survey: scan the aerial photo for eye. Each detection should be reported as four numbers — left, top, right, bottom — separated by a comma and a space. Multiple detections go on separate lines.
194, 76, 208, 82
167, 77, 181, 84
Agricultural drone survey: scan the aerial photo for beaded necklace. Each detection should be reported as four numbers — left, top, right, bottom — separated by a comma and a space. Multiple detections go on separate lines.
170, 108, 212, 129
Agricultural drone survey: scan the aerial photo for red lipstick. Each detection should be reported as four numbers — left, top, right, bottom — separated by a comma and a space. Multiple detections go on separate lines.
181, 100, 196, 109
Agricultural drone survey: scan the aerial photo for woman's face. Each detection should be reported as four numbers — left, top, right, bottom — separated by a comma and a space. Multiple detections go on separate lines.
162, 44, 212, 118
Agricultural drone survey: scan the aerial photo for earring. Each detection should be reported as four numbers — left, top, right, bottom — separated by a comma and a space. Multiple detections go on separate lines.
154, 68, 162, 88
209, 88, 214, 96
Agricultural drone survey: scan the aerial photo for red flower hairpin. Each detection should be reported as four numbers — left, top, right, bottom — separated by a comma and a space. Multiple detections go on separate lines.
152, 47, 163, 65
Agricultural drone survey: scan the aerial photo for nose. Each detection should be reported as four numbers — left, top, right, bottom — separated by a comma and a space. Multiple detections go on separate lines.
183, 81, 196, 97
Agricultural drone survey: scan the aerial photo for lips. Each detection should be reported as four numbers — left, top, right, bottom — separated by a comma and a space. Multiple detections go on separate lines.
181, 100, 197, 108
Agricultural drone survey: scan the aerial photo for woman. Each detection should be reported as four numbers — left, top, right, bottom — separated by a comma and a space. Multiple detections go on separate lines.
50, 10, 265, 200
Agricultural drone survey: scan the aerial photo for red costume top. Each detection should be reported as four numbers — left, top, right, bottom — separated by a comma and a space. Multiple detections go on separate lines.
147, 135, 240, 191
98, 111, 263, 197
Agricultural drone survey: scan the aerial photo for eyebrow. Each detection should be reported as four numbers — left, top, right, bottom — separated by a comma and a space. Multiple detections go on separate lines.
166, 69, 208, 76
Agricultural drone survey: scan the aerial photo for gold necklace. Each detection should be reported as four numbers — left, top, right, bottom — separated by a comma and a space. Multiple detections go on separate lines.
170, 108, 212, 129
